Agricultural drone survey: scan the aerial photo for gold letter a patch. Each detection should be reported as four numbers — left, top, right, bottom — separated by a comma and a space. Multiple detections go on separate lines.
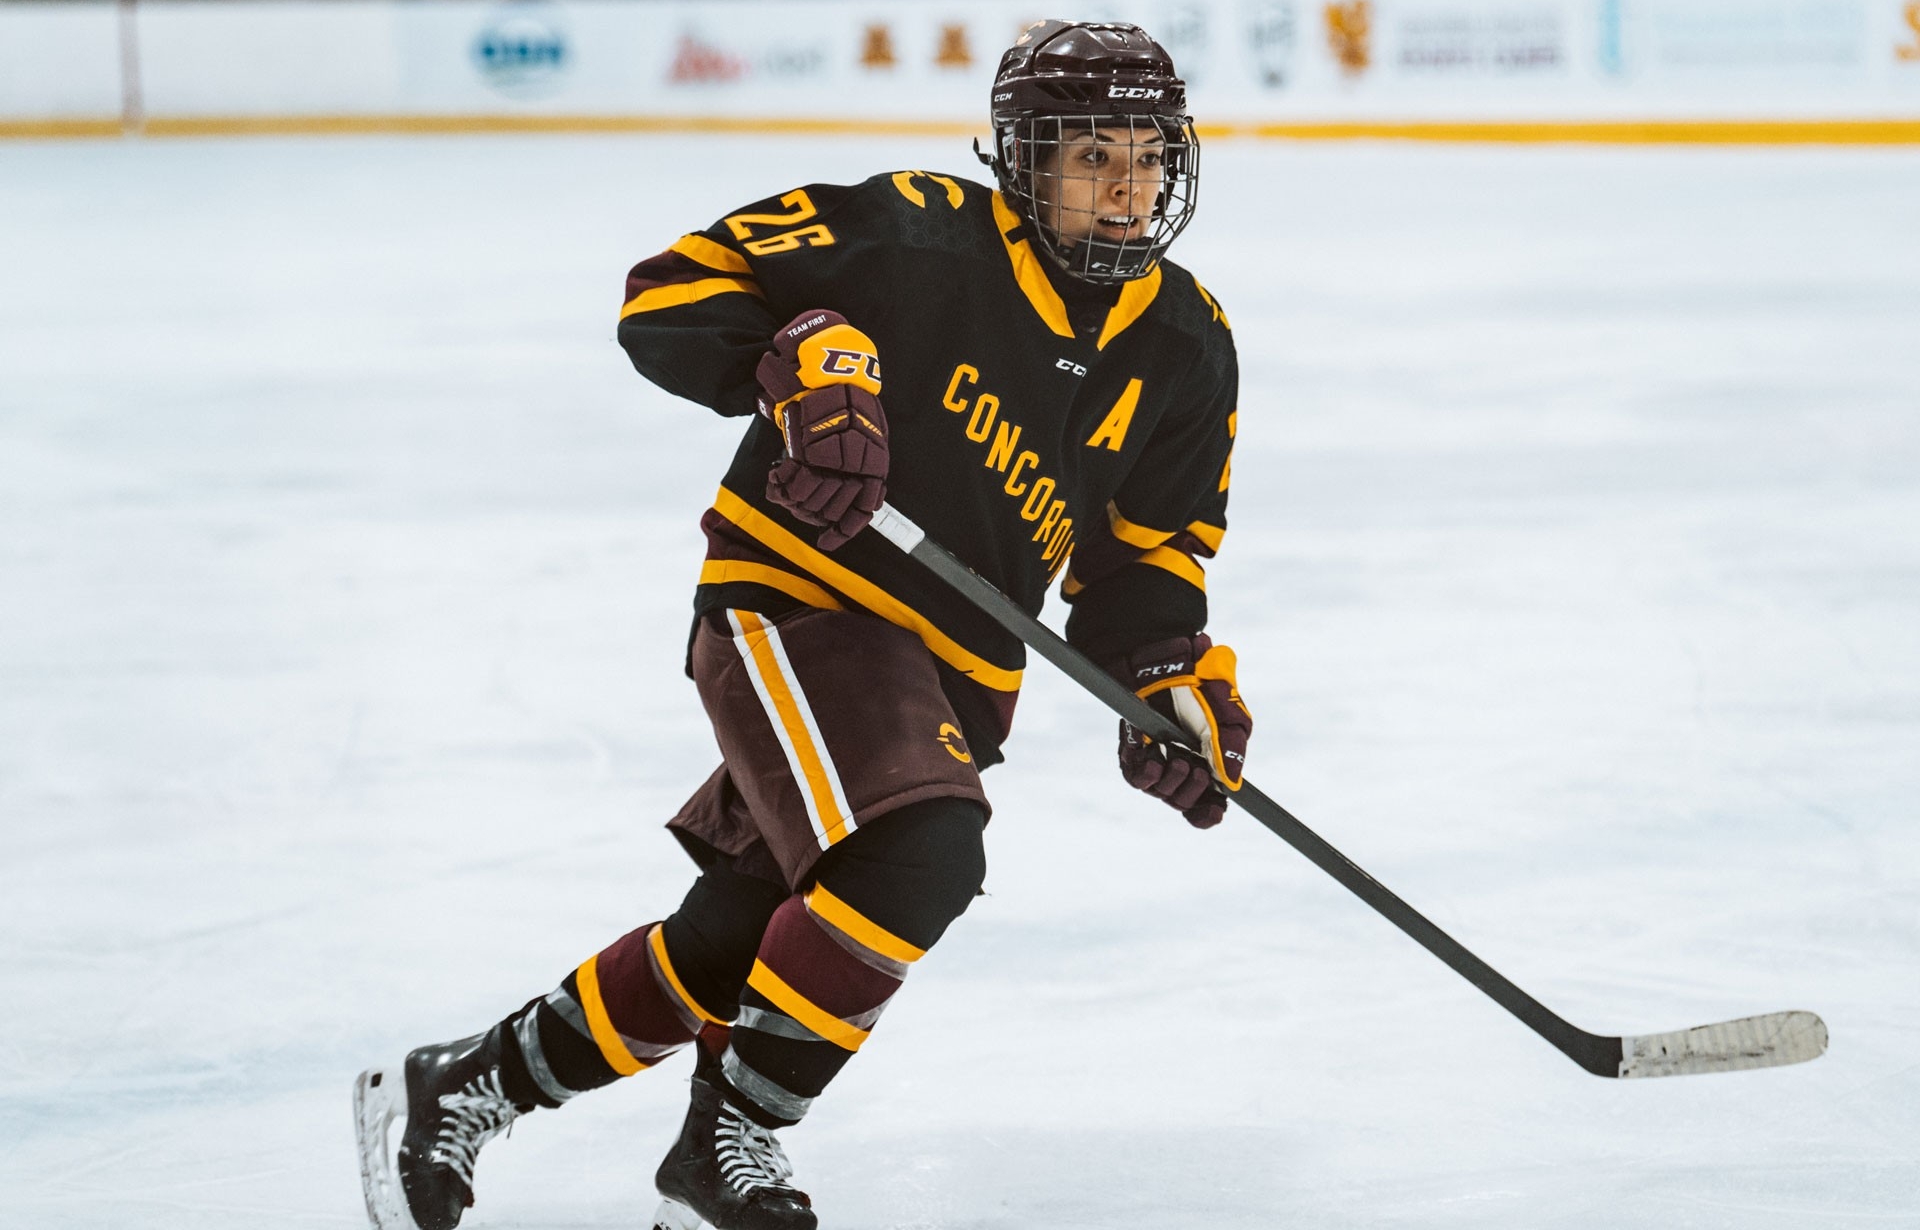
1086, 378, 1142, 452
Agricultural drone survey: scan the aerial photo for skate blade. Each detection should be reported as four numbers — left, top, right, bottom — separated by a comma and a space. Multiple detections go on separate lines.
354, 1064, 422, 1230
651, 1196, 706, 1230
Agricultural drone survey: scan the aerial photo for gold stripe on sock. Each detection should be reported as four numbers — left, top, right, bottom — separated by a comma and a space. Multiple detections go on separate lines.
745, 960, 871, 1052
648, 924, 728, 1026
573, 953, 644, 1076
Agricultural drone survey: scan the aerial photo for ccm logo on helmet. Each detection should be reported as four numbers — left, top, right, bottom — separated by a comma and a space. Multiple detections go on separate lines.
1108, 85, 1165, 100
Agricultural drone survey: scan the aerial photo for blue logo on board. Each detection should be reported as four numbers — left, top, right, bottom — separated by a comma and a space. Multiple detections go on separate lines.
473, 4, 571, 99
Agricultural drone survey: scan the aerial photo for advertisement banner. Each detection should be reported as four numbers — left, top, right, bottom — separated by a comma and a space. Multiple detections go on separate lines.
6, 0, 1918, 135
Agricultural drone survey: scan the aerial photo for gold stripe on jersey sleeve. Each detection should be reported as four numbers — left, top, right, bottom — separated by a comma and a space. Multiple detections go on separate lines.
620, 276, 763, 320
806, 883, 927, 965
1193, 278, 1231, 329
1140, 545, 1207, 591
1219, 409, 1237, 494
1185, 520, 1226, 552
746, 959, 872, 1051
669, 233, 753, 275
699, 560, 845, 611
1095, 266, 1163, 351
990, 192, 1074, 340
711, 486, 1023, 693
1107, 502, 1176, 550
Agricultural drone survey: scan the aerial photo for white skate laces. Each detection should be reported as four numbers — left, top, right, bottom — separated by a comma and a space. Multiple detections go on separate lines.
429, 1069, 520, 1187
714, 1104, 797, 1196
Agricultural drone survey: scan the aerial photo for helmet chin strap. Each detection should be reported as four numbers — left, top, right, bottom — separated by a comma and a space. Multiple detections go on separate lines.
1031, 202, 1164, 282
1056, 236, 1158, 282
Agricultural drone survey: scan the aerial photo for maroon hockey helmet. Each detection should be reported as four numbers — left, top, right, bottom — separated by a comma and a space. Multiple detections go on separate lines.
984, 20, 1200, 285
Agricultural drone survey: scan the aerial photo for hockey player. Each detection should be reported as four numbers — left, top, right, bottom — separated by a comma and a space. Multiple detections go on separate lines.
353, 20, 1253, 1230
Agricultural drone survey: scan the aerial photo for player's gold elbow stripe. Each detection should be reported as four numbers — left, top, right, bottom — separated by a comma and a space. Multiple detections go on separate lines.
619, 276, 763, 319
734, 611, 854, 847
747, 960, 871, 1051
574, 954, 645, 1076
647, 924, 727, 1026
806, 883, 926, 965
668, 233, 752, 275
711, 486, 1023, 693
1185, 520, 1226, 552
1106, 502, 1175, 550
1095, 266, 1162, 351
699, 560, 844, 611
1139, 546, 1207, 591
990, 192, 1073, 340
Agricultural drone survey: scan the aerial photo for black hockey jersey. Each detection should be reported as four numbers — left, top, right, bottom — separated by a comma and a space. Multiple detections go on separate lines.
618, 170, 1238, 766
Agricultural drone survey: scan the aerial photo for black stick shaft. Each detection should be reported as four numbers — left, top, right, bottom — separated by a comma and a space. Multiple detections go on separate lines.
870, 505, 1620, 1076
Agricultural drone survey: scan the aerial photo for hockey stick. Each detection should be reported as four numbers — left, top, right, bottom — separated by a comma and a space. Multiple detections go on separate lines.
868, 503, 1827, 1079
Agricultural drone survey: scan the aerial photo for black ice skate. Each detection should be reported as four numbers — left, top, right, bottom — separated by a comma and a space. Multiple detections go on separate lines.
353, 1028, 530, 1230
652, 1050, 816, 1230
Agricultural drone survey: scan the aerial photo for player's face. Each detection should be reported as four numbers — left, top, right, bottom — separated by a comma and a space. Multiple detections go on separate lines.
1033, 124, 1166, 248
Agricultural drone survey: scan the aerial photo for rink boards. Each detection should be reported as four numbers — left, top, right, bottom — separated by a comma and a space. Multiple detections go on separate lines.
3, 0, 1920, 140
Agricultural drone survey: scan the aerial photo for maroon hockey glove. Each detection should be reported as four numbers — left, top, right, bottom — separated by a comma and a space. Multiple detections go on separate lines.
756, 310, 889, 551
1110, 635, 1254, 829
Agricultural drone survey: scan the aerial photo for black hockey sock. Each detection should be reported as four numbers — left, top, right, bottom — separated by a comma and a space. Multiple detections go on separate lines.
493, 972, 632, 1109
659, 857, 792, 1018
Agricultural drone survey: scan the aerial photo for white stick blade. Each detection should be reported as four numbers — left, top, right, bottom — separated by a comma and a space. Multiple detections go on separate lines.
1618, 1010, 1827, 1078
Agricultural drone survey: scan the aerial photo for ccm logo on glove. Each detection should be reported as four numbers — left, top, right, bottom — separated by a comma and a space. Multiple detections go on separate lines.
757, 310, 890, 551
1108, 634, 1253, 829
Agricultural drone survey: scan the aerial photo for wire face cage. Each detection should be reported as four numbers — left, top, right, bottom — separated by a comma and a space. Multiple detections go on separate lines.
998, 111, 1200, 285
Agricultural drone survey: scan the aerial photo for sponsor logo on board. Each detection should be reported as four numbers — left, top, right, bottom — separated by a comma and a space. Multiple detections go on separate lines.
1246, 1, 1301, 88
1396, 6, 1566, 74
472, 3, 570, 100
1155, 2, 1213, 86
1325, 0, 1374, 75
1627, 0, 1866, 70
669, 30, 825, 85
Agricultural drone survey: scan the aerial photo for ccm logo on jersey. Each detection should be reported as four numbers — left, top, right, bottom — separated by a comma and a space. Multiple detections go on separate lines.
1108, 85, 1164, 99
821, 348, 882, 382
1056, 358, 1087, 377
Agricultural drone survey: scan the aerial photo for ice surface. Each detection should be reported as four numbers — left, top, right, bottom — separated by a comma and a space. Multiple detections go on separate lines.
1, 133, 1916, 1229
